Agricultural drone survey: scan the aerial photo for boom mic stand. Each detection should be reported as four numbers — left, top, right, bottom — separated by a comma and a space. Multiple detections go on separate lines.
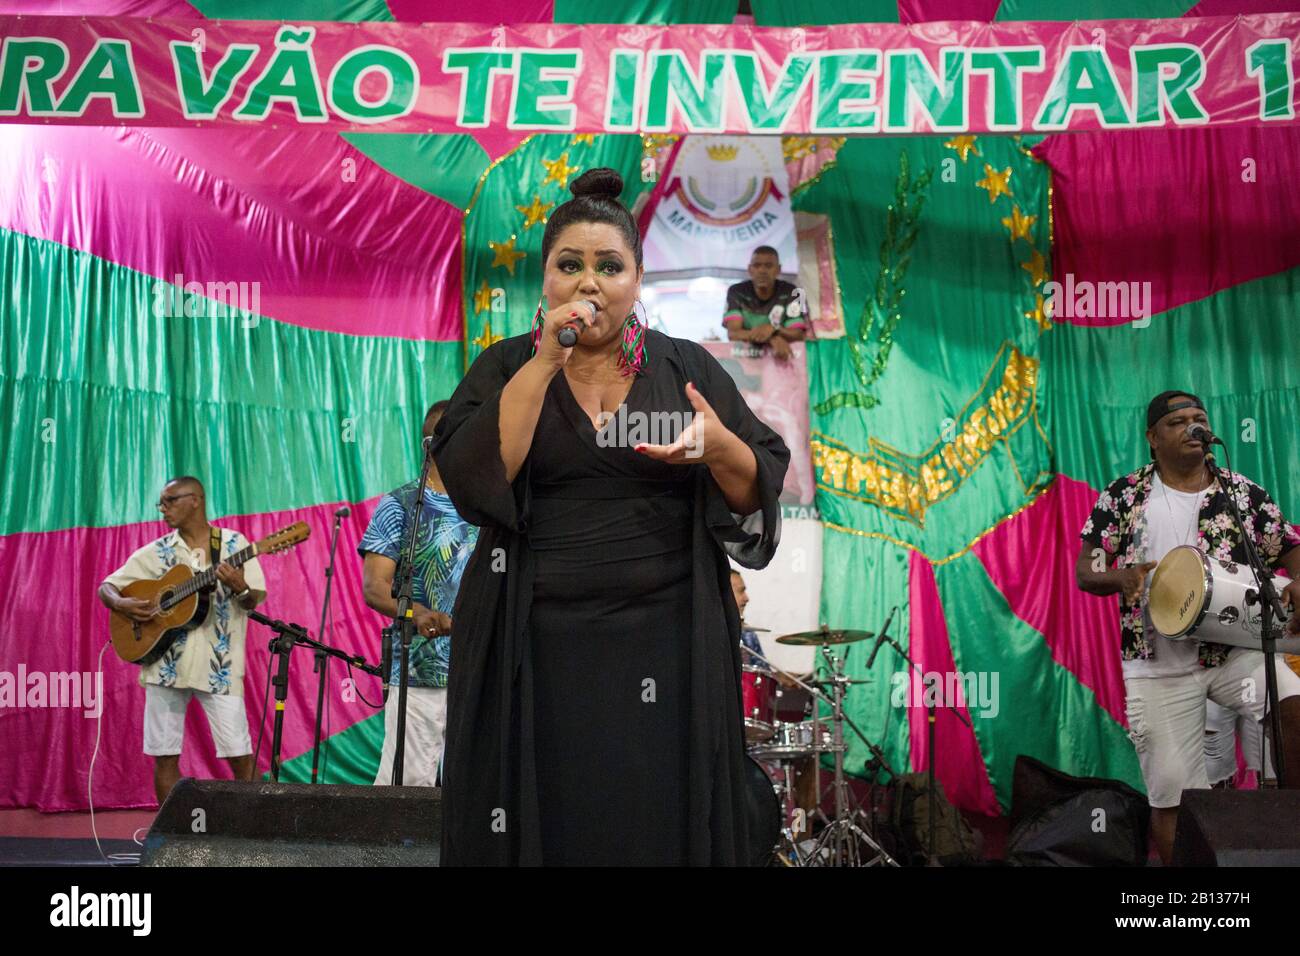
1203, 446, 1289, 785
249, 609, 380, 782
390, 438, 436, 786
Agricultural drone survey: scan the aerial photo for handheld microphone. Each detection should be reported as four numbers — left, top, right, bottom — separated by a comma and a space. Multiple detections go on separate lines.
1186, 423, 1222, 446
866, 605, 899, 669
557, 301, 597, 348
334, 505, 351, 519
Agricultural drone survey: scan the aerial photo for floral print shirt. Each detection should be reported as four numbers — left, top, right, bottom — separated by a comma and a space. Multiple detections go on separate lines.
103, 528, 265, 696
1080, 462, 1300, 667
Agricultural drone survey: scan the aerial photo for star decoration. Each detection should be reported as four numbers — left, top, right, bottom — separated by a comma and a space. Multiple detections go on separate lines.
488, 235, 527, 276
540, 152, 580, 189
943, 135, 979, 163
516, 195, 554, 230
975, 164, 1013, 203
571, 133, 596, 146
1001, 205, 1038, 243
473, 279, 493, 315
472, 318, 505, 350
1020, 249, 1049, 286
1024, 293, 1051, 332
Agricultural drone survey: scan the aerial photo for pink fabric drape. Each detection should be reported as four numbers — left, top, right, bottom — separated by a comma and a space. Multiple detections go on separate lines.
971, 476, 1126, 726
906, 551, 1001, 816
1034, 127, 1300, 325
386, 0, 554, 21
0, 499, 394, 811
0, 126, 465, 340
898, 0, 1002, 22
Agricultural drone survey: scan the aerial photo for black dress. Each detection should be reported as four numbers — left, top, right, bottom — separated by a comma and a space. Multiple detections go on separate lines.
432, 329, 789, 865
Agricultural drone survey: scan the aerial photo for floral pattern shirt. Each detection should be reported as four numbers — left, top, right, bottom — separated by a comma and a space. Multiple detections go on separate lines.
1080, 462, 1300, 667
103, 528, 265, 696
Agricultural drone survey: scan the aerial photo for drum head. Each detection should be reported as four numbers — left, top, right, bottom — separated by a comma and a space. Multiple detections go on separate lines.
1149, 545, 1208, 638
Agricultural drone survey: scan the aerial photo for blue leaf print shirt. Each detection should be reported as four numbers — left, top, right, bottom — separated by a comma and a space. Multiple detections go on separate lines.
358, 481, 479, 688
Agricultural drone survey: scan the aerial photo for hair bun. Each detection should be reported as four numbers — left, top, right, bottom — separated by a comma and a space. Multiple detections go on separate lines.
570, 167, 623, 201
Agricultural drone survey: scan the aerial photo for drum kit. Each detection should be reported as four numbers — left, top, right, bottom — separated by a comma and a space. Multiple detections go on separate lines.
741, 624, 900, 867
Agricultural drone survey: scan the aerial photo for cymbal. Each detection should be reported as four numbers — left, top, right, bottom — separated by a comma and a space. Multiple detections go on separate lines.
776, 627, 874, 646
742, 626, 771, 633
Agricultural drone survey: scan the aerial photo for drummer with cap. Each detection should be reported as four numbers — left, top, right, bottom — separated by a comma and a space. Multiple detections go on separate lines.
1074, 390, 1300, 863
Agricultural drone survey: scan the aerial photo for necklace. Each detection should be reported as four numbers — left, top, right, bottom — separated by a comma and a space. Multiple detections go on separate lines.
1159, 469, 1206, 547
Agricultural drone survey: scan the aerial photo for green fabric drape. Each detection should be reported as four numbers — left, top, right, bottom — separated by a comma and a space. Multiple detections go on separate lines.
797, 135, 1053, 559
937, 551, 1143, 805
0, 228, 461, 535
274, 713, 386, 784
1044, 266, 1300, 518
342, 134, 491, 211
188, 0, 395, 21
752, 0, 900, 25
554, 0, 738, 24
994, 0, 1198, 21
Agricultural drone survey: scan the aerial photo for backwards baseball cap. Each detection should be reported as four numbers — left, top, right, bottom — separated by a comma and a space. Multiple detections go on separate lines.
1146, 390, 1204, 429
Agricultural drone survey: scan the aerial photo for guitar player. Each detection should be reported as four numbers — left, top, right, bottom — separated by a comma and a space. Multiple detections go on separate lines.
98, 476, 267, 804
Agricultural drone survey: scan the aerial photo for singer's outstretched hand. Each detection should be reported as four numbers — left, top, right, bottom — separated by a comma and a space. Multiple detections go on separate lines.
635, 381, 733, 466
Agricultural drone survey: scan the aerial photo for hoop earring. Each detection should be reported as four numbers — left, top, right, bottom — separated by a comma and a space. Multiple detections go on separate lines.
619, 302, 646, 377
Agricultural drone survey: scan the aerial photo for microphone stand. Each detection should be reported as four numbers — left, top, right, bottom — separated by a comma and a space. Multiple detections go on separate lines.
1202, 448, 1288, 785
310, 508, 347, 785
249, 608, 381, 782
390, 439, 436, 786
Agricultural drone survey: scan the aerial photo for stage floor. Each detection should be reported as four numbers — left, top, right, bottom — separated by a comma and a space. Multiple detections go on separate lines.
0, 808, 155, 866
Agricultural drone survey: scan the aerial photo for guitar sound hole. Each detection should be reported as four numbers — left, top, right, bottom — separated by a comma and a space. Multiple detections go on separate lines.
158, 589, 173, 608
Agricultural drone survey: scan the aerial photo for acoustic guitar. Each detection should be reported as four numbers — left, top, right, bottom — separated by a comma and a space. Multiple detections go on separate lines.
109, 522, 310, 665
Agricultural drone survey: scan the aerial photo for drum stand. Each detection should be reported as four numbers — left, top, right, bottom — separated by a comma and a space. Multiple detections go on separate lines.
1204, 450, 1290, 785
803, 643, 898, 867
742, 642, 898, 867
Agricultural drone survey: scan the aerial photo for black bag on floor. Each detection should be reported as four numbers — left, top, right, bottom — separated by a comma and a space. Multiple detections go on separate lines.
890, 772, 979, 866
1005, 755, 1149, 866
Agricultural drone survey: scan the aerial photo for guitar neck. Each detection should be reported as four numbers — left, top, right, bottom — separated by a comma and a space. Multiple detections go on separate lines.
176, 543, 256, 598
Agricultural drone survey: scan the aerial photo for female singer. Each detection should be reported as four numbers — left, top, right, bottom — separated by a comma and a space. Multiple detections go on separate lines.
432, 167, 789, 865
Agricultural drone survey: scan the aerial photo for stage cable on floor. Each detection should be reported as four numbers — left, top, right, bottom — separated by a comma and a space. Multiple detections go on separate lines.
88, 640, 141, 866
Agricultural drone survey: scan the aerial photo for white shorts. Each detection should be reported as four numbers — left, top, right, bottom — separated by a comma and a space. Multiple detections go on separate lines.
1125, 648, 1300, 807
1204, 700, 1266, 783
373, 685, 447, 788
143, 684, 252, 759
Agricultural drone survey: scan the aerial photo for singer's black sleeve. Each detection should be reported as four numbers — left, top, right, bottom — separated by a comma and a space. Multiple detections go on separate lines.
431, 336, 533, 533
684, 340, 789, 570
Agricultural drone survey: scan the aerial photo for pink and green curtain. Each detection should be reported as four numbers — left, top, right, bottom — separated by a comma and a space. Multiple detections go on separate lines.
3, 0, 1298, 813
799, 123, 1300, 813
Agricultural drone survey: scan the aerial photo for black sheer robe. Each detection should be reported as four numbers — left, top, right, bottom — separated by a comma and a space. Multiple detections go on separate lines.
432, 329, 789, 865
